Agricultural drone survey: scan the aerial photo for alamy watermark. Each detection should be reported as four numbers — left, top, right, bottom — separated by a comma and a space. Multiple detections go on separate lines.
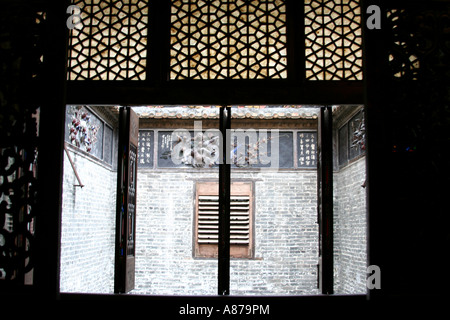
66, 5, 82, 30
367, 265, 381, 289
170, 121, 279, 169
366, 5, 381, 30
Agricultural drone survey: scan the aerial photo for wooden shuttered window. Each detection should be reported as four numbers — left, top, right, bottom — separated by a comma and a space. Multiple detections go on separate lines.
195, 182, 253, 259
198, 195, 251, 245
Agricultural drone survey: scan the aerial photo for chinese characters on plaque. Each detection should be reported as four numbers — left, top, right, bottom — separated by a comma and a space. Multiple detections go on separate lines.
138, 130, 317, 169
137, 130, 154, 168
297, 132, 317, 168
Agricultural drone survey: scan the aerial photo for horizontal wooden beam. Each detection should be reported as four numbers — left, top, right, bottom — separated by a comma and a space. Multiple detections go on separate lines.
65, 81, 364, 106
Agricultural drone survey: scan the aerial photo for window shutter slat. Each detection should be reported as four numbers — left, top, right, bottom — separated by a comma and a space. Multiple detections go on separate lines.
198, 194, 250, 245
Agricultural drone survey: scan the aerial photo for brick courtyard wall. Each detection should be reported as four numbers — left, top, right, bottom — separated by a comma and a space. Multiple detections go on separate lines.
59, 106, 367, 295
333, 156, 367, 294
231, 171, 319, 295
60, 145, 117, 293
133, 169, 319, 295
59, 156, 367, 295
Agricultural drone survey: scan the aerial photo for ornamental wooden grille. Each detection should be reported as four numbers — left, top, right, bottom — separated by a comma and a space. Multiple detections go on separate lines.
169, 0, 288, 80
66, 0, 364, 82
67, 0, 149, 80
304, 0, 363, 80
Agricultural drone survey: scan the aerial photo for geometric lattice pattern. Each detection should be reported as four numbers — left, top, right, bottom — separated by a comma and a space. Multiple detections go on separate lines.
305, 0, 363, 80
67, 0, 148, 80
170, 0, 287, 80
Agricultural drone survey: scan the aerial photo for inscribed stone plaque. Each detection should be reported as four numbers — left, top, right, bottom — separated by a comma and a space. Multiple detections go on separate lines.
231, 131, 293, 168
297, 132, 317, 168
158, 131, 191, 168
138, 130, 154, 168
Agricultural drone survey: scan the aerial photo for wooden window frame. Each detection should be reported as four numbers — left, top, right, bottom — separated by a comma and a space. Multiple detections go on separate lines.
194, 181, 254, 259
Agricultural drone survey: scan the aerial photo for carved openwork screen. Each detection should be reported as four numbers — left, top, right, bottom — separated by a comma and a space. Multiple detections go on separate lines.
67, 0, 149, 80
169, 0, 288, 80
304, 0, 363, 80
0, 6, 44, 285
66, 0, 364, 82
386, 9, 420, 81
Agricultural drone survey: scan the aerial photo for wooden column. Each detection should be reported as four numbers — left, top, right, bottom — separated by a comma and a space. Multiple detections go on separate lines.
218, 106, 231, 295
317, 106, 333, 294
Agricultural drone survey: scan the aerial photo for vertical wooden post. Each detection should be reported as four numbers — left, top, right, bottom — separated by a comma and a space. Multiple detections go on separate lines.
318, 106, 333, 294
218, 106, 231, 295
33, 0, 70, 299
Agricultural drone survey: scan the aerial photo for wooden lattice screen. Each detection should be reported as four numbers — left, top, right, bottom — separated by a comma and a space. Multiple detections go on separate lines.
304, 0, 363, 80
66, 0, 363, 82
169, 0, 288, 80
67, 0, 149, 80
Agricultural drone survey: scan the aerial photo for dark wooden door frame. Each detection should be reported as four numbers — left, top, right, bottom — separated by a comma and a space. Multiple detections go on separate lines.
114, 107, 139, 293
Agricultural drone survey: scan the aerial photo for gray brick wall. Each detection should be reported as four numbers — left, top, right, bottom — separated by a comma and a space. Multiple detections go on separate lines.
232, 171, 318, 295
133, 169, 319, 295
333, 156, 367, 294
60, 146, 116, 293
59, 148, 366, 296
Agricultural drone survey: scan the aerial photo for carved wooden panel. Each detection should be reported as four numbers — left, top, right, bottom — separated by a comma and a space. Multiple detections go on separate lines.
385, 6, 450, 154
348, 109, 365, 160
0, 4, 44, 284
